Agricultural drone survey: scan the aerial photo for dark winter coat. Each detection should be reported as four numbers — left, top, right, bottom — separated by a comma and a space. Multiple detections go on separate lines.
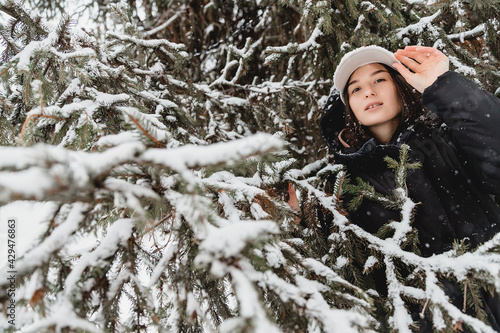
319, 71, 500, 331
320, 71, 500, 257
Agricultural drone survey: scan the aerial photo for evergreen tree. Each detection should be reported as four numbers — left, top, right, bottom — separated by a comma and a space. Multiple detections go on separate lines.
0, 0, 499, 332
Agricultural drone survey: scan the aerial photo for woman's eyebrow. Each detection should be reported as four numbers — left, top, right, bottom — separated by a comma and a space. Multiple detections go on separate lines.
347, 69, 388, 89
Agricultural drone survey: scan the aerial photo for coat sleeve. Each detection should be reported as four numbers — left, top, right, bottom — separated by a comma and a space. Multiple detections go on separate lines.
422, 71, 500, 194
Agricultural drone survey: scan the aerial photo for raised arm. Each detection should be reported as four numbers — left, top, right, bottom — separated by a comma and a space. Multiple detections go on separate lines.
394, 46, 500, 194
421, 70, 500, 194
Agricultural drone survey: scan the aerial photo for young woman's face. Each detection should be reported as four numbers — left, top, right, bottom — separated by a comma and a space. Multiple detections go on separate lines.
346, 63, 402, 129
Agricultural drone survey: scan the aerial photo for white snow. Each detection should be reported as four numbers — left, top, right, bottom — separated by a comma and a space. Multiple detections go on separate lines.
141, 133, 283, 171
12, 203, 90, 276
1, 1, 499, 332
396, 10, 441, 39
63, 218, 134, 297
0, 167, 55, 201
196, 221, 279, 262
0, 202, 56, 270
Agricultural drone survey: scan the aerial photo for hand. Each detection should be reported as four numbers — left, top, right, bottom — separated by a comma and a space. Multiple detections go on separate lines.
287, 183, 301, 224
393, 46, 449, 93
287, 183, 300, 211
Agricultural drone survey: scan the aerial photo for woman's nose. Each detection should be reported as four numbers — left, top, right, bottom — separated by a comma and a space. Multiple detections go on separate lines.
364, 88, 376, 98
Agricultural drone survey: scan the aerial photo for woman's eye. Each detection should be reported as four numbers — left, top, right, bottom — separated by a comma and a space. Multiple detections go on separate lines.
375, 78, 385, 84
351, 87, 360, 94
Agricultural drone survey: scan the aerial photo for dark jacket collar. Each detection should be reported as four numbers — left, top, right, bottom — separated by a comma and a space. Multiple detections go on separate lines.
319, 91, 416, 171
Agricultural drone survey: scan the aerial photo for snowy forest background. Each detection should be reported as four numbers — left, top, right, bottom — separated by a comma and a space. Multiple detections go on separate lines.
0, 0, 499, 332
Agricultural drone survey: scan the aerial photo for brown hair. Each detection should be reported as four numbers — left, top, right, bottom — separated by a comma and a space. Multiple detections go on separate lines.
341, 63, 439, 148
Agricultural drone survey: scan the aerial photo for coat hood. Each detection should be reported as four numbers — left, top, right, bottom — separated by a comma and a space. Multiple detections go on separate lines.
319, 90, 412, 170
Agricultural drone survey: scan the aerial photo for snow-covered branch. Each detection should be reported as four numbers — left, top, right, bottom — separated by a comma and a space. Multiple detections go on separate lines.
287, 153, 500, 332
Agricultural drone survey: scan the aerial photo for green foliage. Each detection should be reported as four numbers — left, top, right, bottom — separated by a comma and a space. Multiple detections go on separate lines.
0, 0, 499, 332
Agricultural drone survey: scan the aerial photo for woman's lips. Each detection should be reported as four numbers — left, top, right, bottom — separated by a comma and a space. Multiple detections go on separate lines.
365, 102, 383, 111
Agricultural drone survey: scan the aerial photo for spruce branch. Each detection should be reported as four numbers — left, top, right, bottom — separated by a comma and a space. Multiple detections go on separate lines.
0, 0, 498, 331
106, 31, 187, 62
0, 1, 48, 38
265, 24, 323, 66
299, 141, 500, 331
54, 12, 73, 47
19, 113, 65, 141
0, 24, 20, 60
344, 176, 396, 211
128, 115, 164, 148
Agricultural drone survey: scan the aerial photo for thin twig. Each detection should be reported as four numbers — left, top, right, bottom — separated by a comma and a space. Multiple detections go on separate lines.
420, 298, 430, 319
0, 65, 12, 77
129, 115, 164, 147
20, 114, 65, 140
463, 281, 468, 312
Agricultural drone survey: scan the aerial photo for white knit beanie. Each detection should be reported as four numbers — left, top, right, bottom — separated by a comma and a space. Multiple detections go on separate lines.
333, 46, 399, 104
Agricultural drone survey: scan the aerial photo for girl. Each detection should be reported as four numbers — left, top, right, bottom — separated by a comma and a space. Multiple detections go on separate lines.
319, 45, 500, 331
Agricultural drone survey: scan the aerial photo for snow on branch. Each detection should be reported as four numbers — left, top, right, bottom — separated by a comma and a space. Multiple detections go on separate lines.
265, 24, 323, 65
14, 202, 90, 276
210, 37, 263, 86
0, 142, 149, 203
4, 28, 93, 75
396, 10, 441, 39
287, 151, 500, 332
224, 267, 282, 333
106, 31, 188, 58
196, 221, 280, 264
142, 6, 184, 37
62, 218, 135, 298
116, 106, 172, 147
0, 132, 291, 328
141, 133, 284, 171
423, 271, 498, 333
20, 299, 102, 333
0, 1, 48, 38
448, 23, 485, 43
0, 134, 283, 203
13, 31, 58, 72
49, 47, 95, 60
